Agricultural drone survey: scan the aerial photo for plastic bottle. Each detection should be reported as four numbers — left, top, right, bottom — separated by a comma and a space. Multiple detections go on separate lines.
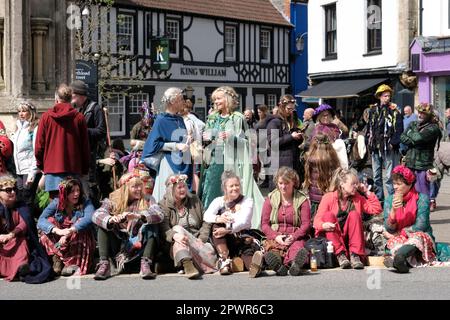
326, 241, 335, 268
310, 249, 318, 272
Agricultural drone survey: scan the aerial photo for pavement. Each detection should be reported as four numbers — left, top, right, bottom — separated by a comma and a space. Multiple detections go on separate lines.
2, 176, 450, 301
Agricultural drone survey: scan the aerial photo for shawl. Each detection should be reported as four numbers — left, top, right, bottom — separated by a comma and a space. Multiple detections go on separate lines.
142, 112, 191, 176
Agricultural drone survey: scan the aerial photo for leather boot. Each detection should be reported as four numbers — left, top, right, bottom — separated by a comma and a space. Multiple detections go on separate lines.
182, 259, 200, 279
52, 255, 63, 276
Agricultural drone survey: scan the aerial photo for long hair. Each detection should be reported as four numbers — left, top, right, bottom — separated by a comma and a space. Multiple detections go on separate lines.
303, 133, 340, 192
112, 173, 147, 215
329, 167, 359, 199
15, 102, 39, 132
58, 177, 85, 211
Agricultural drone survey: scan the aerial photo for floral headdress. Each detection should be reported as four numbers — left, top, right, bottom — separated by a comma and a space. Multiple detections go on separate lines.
119, 171, 142, 187
392, 165, 415, 185
166, 174, 188, 187
0, 175, 16, 189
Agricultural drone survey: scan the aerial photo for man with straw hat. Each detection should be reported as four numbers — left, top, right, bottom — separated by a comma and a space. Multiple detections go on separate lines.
366, 84, 403, 203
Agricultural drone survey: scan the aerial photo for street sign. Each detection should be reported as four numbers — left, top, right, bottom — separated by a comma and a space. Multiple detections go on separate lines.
151, 38, 170, 71
75, 60, 98, 102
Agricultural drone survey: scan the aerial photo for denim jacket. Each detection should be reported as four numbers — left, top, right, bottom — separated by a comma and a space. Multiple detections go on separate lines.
37, 198, 95, 234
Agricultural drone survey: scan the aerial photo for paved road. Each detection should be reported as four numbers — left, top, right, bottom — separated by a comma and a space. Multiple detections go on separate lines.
2, 176, 450, 301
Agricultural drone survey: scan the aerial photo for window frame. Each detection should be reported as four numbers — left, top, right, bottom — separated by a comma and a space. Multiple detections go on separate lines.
224, 24, 237, 62
367, 0, 382, 53
267, 94, 277, 109
324, 3, 337, 59
129, 92, 150, 114
166, 18, 180, 59
106, 93, 126, 136
260, 28, 272, 63
116, 13, 134, 55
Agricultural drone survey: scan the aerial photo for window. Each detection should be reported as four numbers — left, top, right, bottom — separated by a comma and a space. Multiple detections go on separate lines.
129, 93, 149, 114
324, 3, 337, 58
117, 14, 134, 54
367, 0, 382, 53
106, 94, 126, 136
166, 19, 179, 58
260, 29, 271, 62
267, 94, 277, 109
225, 25, 237, 61
411, 54, 420, 71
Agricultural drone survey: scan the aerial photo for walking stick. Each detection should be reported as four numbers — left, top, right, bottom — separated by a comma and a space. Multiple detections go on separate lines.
103, 107, 117, 190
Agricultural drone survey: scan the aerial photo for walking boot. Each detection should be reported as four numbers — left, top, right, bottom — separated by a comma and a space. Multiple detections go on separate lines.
249, 251, 264, 278
94, 259, 111, 280
140, 257, 157, 279
289, 248, 308, 276
52, 255, 63, 276
182, 259, 200, 279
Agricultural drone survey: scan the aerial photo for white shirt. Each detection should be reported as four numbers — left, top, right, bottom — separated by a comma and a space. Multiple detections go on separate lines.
204, 196, 253, 233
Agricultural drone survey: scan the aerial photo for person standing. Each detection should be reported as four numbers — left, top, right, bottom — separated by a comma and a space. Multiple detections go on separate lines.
366, 84, 403, 202
142, 87, 192, 203
35, 84, 90, 198
11, 102, 41, 216
400, 103, 441, 197
70, 80, 106, 207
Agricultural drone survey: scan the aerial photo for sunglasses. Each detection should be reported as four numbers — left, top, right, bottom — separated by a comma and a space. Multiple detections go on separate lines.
0, 187, 17, 194
282, 99, 296, 104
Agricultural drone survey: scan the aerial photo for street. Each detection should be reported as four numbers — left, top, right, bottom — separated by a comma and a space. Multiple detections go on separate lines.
2, 176, 450, 301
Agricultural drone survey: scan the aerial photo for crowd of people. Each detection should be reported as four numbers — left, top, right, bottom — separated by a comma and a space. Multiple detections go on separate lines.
0, 82, 449, 283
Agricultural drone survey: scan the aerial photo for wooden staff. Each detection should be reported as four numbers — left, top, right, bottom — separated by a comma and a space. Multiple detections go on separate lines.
103, 107, 117, 190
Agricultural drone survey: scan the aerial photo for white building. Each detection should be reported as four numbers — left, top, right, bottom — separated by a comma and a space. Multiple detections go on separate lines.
83, 0, 292, 136
300, 0, 418, 120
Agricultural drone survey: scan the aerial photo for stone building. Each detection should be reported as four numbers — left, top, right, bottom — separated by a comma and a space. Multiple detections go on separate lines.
0, 0, 73, 132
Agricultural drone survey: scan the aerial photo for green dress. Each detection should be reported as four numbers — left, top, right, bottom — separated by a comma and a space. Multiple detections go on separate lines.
199, 111, 264, 229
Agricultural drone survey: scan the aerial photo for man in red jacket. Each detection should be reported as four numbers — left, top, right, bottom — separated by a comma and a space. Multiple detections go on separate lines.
35, 84, 90, 197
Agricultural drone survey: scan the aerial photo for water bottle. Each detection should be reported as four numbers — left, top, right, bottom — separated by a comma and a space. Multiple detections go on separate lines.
310, 249, 318, 272
326, 241, 335, 268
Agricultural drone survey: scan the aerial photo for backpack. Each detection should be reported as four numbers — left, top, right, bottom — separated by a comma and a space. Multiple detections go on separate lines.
304, 237, 328, 268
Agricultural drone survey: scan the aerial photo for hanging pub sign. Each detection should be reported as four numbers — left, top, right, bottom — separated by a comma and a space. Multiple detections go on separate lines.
75, 60, 98, 102
151, 38, 170, 71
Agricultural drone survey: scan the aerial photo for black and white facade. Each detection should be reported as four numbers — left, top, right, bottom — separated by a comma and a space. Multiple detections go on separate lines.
82, 2, 292, 136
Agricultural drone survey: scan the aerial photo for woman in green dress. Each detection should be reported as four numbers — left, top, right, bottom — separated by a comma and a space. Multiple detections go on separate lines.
199, 86, 263, 229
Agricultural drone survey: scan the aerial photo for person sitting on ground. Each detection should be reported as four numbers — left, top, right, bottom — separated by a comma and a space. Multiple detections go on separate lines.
0, 174, 53, 283
203, 170, 256, 275
383, 165, 436, 273
91, 172, 164, 280
259, 167, 310, 277
159, 174, 217, 279
314, 168, 382, 269
37, 176, 96, 276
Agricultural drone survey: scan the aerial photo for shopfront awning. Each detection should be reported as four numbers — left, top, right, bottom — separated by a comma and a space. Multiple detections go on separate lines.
298, 78, 388, 99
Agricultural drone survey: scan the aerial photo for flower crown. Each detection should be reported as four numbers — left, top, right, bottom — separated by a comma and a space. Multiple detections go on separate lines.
392, 165, 415, 185
0, 177, 16, 189
167, 174, 188, 186
216, 88, 239, 101
119, 171, 142, 187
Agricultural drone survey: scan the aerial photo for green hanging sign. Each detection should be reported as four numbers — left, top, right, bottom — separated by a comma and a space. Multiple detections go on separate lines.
151, 38, 170, 71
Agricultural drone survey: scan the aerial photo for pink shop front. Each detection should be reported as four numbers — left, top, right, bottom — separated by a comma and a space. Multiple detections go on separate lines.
411, 37, 450, 124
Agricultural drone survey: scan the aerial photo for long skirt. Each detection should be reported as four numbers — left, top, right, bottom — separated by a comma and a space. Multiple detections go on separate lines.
171, 225, 218, 274
0, 236, 29, 281
386, 231, 436, 267
39, 217, 95, 275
